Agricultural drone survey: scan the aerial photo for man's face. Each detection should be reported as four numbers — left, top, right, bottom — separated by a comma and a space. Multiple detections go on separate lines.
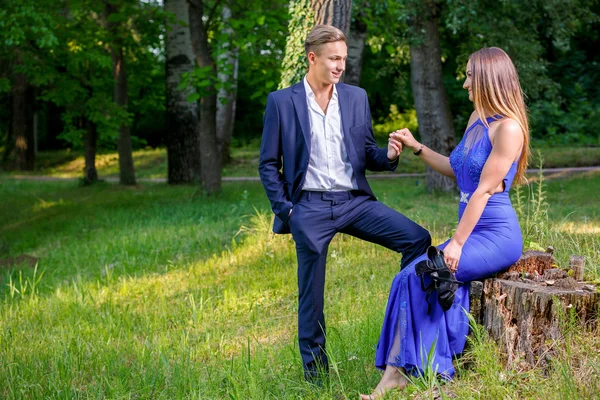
308, 41, 347, 85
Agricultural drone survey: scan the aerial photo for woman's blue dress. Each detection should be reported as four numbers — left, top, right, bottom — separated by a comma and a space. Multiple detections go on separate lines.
374, 117, 523, 378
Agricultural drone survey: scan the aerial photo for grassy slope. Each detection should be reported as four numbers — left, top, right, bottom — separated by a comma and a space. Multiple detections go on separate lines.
0, 174, 599, 399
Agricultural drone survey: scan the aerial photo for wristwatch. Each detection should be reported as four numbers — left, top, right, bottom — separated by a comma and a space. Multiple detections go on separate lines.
414, 144, 424, 156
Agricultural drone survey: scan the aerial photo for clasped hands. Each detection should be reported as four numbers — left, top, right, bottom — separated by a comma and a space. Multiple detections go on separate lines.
388, 128, 463, 273
387, 128, 422, 160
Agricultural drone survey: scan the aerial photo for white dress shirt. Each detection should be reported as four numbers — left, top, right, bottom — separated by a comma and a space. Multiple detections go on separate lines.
301, 77, 357, 191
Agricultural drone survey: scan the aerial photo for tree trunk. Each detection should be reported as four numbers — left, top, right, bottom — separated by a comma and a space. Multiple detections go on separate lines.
106, 2, 136, 185
482, 276, 598, 370
84, 118, 98, 184
165, 0, 201, 184
216, 5, 238, 165
12, 73, 35, 171
469, 251, 600, 371
188, 0, 221, 194
3, 94, 14, 165
408, 0, 456, 192
344, 6, 366, 86
311, 0, 352, 34
113, 46, 136, 185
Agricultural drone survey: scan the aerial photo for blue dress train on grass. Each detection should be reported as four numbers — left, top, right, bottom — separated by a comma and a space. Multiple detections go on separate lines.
374, 117, 523, 378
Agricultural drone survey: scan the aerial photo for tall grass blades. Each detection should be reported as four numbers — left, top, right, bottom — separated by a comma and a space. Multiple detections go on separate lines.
514, 151, 550, 248
1, 176, 599, 398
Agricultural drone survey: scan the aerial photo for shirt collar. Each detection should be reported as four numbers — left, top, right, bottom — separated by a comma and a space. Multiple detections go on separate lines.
303, 75, 338, 101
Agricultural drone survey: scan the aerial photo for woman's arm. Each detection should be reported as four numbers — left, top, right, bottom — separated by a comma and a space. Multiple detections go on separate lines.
391, 128, 455, 178
443, 118, 524, 271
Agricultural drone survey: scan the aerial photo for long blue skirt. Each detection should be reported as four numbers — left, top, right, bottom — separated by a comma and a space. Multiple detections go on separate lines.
374, 199, 523, 378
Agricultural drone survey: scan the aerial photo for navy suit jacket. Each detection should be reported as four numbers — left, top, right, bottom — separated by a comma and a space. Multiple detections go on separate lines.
259, 81, 398, 234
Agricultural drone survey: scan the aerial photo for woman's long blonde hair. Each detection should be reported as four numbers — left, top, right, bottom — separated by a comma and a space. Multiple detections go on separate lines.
469, 47, 530, 184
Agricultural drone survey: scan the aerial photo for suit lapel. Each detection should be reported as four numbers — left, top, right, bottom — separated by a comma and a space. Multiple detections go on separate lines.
291, 82, 311, 153
337, 83, 358, 162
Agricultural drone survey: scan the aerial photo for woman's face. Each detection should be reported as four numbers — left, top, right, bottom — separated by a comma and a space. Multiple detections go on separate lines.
463, 61, 473, 102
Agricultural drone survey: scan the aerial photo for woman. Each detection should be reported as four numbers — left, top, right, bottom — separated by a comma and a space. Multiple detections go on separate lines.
361, 47, 530, 399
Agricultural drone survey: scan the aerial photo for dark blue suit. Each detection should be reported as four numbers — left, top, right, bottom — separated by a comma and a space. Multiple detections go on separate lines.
259, 81, 430, 378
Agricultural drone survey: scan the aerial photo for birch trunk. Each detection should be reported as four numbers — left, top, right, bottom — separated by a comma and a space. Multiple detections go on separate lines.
216, 5, 238, 165
165, 0, 201, 183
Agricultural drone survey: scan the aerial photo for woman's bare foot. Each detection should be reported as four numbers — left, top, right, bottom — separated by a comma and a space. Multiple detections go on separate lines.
359, 365, 407, 399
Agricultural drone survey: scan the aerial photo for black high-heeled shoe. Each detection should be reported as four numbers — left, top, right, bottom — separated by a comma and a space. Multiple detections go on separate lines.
415, 246, 463, 313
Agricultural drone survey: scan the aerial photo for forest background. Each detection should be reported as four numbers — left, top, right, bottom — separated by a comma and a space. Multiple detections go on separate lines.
1, 0, 599, 190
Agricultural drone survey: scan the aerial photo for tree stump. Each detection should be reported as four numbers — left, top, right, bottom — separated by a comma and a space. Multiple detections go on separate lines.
469, 250, 600, 370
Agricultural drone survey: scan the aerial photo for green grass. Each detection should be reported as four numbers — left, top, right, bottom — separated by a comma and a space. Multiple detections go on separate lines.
0, 173, 599, 398
7, 145, 600, 180
530, 146, 600, 169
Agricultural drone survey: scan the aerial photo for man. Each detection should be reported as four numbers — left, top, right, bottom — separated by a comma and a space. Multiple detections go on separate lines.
259, 24, 431, 381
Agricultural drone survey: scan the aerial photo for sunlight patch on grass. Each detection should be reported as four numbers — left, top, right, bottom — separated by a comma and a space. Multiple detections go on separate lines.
556, 221, 600, 235
1, 176, 599, 398
31, 197, 67, 212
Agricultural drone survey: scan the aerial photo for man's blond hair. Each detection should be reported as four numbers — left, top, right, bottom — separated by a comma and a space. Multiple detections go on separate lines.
304, 24, 346, 56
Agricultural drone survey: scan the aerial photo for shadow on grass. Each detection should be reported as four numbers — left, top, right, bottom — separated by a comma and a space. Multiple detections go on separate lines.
0, 179, 273, 297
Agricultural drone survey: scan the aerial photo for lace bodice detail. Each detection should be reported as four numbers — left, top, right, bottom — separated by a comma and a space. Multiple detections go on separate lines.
449, 117, 519, 194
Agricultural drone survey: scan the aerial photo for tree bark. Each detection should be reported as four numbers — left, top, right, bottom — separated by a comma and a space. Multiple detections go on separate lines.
83, 118, 98, 184
12, 72, 35, 171
216, 5, 238, 165
469, 251, 600, 370
482, 277, 598, 370
3, 94, 14, 166
188, 0, 221, 194
311, 0, 352, 35
408, 0, 456, 192
106, 2, 136, 185
165, 0, 201, 184
344, 7, 366, 86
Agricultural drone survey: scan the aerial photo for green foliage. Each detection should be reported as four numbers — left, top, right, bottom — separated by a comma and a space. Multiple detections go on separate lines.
530, 95, 600, 146
0, 1, 59, 51
356, 0, 600, 144
372, 105, 418, 142
1, 0, 599, 154
169, 0, 289, 138
278, 0, 313, 89
0, 0, 166, 152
